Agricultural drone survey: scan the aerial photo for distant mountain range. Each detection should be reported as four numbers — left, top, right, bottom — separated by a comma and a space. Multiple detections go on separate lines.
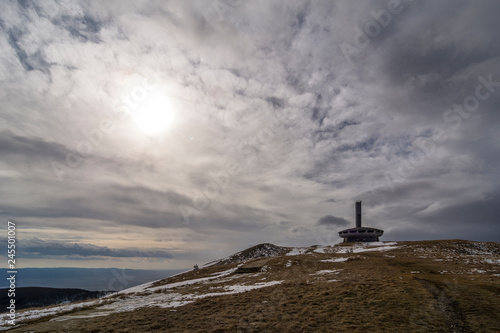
0, 267, 185, 291
0, 287, 111, 313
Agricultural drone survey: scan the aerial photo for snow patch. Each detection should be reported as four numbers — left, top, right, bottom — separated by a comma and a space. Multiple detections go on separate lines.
156, 281, 284, 302
311, 269, 342, 275
217, 280, 283, 295
0, 299, 104, 328
320, 257, 349, 263
286, 247, 308, 256
352, 245, 399, 253
148, 268, 237, 292
118, 281, 156, 294
335, 242, 399, 254
484, 258, 500, 265
313, 246, 328, 253
51, 312, 110, 322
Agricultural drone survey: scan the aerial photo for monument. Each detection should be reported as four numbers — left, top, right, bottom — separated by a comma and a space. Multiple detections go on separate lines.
338, 201, 383, 242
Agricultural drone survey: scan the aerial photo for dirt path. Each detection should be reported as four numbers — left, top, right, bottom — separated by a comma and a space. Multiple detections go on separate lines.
416, 278, 472, 333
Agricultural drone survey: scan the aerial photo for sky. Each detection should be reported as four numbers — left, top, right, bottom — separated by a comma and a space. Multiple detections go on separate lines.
0, 0, 499, 270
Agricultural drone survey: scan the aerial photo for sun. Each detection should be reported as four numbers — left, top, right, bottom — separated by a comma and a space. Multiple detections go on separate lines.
131, 95, 175, 135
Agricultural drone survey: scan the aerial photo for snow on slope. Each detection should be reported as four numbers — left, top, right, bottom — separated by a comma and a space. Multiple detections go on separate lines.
98, 279, 285, 315
3, 240, 497, 330
147, 268, 238, 292
286, 247, 309, 256
321, 257, 349, 263
0, 299, 106, 329
0, 241, 406, 329
0, 266, 281, 329
313, 246, 328, 253
287, 242, 400, 255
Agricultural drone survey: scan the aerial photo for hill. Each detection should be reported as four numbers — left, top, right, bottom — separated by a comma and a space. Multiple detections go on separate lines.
205, 243, 288, 266
2, 240, 499, 332
0, 287, 111, 313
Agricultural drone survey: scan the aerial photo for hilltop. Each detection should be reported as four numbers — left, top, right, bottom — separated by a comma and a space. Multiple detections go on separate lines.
2, 240, 499, 332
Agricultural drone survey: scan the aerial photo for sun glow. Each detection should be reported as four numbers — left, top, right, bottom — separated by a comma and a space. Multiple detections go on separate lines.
131, 95, 175, 135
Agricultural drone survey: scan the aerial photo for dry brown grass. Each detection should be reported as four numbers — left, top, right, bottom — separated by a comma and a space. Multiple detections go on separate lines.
7, 240, 500, 333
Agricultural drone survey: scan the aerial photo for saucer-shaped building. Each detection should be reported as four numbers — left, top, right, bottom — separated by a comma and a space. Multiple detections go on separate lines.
338, 201, 383, 243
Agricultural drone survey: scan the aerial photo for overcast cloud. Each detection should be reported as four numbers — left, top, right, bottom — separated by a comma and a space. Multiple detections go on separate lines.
0, 0, 499, 269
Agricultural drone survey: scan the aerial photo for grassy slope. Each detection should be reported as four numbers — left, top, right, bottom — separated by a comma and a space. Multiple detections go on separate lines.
7, 240, 500, 333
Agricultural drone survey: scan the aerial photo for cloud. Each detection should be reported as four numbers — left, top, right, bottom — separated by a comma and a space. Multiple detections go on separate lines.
0, 0, 499, 268
12, 238, 174, 259
0, 132, 68, 163
415, 191, 500, 228
317, 215, 350, 227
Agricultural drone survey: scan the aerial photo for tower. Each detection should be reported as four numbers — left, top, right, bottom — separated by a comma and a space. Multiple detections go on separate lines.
355, 200, 361, 228
338, 201, 383, 242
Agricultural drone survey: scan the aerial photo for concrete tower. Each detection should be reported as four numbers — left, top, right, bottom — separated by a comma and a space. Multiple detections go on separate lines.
338, 201, 383, 242
355, 200, 362, 228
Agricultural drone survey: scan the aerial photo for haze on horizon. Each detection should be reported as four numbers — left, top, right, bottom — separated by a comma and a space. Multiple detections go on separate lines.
0, 0, 499, 270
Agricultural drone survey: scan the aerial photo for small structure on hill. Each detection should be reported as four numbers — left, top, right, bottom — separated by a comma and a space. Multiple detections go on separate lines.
235, 258, 271, 274
338, 201, 383, 242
